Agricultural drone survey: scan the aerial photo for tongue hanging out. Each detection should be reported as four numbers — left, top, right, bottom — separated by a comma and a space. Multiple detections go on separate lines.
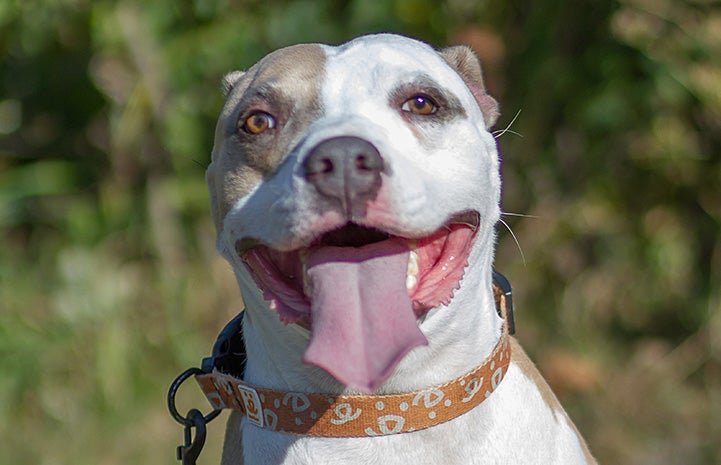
302, 239, 428, 393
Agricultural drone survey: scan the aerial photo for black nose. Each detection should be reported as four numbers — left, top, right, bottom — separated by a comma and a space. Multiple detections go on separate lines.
303, 136, 384, 217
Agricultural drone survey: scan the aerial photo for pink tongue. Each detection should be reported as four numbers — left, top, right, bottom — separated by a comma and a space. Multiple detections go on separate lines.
302, 239, 428, 393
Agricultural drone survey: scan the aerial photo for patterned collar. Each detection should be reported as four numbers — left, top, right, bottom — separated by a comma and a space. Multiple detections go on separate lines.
194, 281, 513, 437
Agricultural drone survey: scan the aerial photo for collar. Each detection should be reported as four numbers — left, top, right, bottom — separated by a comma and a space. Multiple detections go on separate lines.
194, 272, 514, 438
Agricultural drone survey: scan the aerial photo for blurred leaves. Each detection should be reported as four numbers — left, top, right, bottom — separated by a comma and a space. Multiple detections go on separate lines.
1, 0, 720, 464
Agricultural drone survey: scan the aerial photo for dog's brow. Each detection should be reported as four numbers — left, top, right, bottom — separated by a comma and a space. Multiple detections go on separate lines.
243, 83, 281, 104
401, 74, 444, 90
232, 83, 291, 119
391, 74, 466, 118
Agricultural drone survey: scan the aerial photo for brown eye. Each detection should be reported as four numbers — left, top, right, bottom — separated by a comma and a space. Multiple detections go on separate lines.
401, 95, 438, 115
242, 112, 276, 134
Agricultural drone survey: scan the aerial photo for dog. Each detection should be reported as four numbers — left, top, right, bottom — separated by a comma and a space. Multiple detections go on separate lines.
204, 33, 596, 465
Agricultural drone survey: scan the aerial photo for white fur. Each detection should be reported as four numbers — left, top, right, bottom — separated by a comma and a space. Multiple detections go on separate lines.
213, 34, 593, 465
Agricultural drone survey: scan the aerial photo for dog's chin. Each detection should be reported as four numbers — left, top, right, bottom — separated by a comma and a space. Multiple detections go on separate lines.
238, 211, 479, 326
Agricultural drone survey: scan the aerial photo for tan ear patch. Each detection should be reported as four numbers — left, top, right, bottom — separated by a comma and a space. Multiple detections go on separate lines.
222, 70, 246, 97
440, 45, 500, 128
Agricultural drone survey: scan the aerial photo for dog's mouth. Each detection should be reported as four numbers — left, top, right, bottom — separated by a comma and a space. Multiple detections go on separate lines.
239, 211, 479, 392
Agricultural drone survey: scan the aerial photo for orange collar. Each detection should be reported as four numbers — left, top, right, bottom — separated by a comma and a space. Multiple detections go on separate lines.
194, 289, 512, 438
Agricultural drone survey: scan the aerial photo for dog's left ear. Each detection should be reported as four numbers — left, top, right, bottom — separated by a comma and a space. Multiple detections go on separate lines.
222, 70, 246, 97
440, 45, 499, 128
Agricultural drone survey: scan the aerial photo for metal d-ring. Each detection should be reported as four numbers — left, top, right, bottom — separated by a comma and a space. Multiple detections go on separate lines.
167, 367, 222, 427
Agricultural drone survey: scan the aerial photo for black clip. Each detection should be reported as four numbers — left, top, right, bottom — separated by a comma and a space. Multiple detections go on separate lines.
492, 270, 515, 335
177, 409, 206, 465
201, 311, 247, 378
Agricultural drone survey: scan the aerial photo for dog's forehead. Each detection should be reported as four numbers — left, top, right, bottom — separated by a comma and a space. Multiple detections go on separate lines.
327, 35, 439, 67
322, 35, 461, 91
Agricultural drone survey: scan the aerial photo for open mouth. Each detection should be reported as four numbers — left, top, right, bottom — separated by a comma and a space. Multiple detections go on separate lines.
241, 211, 479, 322
238, 211, 480, 392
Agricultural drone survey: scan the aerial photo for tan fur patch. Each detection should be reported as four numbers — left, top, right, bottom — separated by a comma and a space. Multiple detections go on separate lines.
510, 337, 597, 463
207, 44, 326, 231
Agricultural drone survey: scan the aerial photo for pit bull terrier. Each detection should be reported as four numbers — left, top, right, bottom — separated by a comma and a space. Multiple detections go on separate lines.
204, 33, 596, 465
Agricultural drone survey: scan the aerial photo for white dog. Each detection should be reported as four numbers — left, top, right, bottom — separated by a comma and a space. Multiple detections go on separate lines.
201, 33, 596, 465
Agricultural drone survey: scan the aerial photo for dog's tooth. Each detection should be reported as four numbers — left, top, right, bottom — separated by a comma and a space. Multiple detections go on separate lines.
406, 250, 419, 292
406, 274, 418, 292
407, 250, 419, 277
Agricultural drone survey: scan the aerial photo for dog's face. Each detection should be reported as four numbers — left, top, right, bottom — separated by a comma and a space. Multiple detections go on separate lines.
206, 34, 501, 392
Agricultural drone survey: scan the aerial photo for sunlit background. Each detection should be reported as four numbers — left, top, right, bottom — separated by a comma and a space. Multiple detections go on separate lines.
1, 0, 720, 463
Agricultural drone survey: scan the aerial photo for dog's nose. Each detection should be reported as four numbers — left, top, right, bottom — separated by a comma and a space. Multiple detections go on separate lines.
303, 136, 384, 215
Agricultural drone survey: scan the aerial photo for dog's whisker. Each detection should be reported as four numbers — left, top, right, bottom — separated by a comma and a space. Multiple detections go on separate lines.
499, 218, 526, 266
493, 109, 523, 139
501, 211, 539, 219
498, 129, 524, 138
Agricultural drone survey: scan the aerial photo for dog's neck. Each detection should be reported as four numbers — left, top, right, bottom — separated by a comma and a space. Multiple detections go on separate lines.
227, 226, 503, 396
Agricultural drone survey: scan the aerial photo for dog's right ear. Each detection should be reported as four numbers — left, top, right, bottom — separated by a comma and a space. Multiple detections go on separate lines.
222, 70, 246, 97
440, 45, 499, 128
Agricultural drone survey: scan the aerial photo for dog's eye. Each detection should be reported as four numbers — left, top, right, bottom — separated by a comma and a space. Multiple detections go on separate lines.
401, 95, 438, 115
242, 112, 276, 134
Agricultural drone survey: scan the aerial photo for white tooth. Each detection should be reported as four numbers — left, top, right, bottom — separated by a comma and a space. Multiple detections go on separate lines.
407, 250, 419, 277
406, 274, 418, 291
406, 250, 419, 291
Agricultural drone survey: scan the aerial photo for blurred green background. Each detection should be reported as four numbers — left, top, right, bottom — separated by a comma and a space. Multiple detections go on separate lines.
1, 0, 719, 463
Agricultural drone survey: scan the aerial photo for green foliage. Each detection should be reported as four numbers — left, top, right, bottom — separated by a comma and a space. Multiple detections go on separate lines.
1, 0, 719, 463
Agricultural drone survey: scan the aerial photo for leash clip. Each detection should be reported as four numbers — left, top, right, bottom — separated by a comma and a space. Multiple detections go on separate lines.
177, 408, 206, 465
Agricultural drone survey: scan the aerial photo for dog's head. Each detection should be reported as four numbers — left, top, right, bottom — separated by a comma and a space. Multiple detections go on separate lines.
206, 34, 501, 392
